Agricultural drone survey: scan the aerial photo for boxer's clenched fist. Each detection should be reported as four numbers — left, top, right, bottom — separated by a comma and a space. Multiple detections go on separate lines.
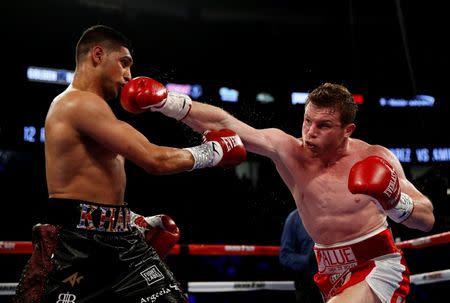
120, 76, 192, 120
348, 156, 414, 223
184, 129, 247, 170
131, 212, 180, 259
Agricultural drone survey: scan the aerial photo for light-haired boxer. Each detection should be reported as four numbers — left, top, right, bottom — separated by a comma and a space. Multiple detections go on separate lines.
121, 78, 435, 303
14, 25, 246, 303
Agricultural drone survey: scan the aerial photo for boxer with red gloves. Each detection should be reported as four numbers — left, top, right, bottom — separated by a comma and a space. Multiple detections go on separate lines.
129, 80, 435, 303
348, 156, 414, 223
130, 211, 180, 259
16, 25, 251, 303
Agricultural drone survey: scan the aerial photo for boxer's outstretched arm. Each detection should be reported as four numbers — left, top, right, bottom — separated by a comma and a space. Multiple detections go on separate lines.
183, 101, 286, 160
120, 77, 290, 161
181, 101, 273, 156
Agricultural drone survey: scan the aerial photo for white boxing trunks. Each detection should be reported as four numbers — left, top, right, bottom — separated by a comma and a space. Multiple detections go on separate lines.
314, 226, 409, 302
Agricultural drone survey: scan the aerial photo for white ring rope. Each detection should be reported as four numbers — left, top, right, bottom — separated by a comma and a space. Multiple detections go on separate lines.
1, 270, 449, 296
0, 283, 19, 296
188, 281, 295, 292
409, 269, 450, 286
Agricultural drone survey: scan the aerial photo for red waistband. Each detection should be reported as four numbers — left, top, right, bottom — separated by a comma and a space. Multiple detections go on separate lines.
314, 228, 399, 273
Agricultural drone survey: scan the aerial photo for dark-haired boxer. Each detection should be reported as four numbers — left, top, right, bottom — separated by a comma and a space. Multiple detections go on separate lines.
14, 24, 246, 303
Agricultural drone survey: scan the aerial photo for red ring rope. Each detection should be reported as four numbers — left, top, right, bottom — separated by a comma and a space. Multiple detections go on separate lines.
1, 231, 449, 255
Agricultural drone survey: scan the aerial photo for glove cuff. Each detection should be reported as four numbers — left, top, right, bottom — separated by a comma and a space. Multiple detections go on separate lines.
130, 210, 139, 222
144, 215, 164, 228
158, 91, 192, 120
129, 211, 148, 235
386, 192, 414, 223
184, 141, 223, 170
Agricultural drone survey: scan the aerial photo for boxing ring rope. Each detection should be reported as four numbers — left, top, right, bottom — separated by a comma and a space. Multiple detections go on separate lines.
0, 242, 280, 256
2, 231, 450, 255
188, 269, 450, 292
3, 230, 450, 255
1, 231, 450, 295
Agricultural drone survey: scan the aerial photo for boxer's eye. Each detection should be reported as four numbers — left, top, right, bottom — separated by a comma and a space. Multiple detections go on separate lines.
120, 58, 132, 68
318, 123, 331, 129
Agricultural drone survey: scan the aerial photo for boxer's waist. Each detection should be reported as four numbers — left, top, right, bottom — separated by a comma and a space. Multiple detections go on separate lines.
45, 198, 132, 233
314, 227, 399, 274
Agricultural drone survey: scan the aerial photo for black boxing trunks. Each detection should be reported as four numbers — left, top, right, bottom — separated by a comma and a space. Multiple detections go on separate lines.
14, 198, 188, 303
313, 225, 409, 303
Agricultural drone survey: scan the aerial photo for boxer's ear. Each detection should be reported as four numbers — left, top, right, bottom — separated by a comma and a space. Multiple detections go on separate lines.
91, 45, 104, 66
344, 123, 356, 138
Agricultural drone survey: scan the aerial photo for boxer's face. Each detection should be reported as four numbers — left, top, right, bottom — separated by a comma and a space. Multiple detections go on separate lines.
302, 103, 348, 154
101, 46, 133, 101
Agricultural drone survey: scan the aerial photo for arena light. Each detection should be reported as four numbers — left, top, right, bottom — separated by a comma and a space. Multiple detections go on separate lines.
352, 94, 364, 104
390, 147, 450, 163
379, 95, 435, 107
166, 83, 203, 99
219, 87, 239, 103
26, 66, 74, 85
23, 126, 45, 143
291, 92, 308, 105
256, 92, 274, 103
416, 148, 430, 163
431, 147, 450, 162
291, 92, 364, 105
389, 148, 412, 163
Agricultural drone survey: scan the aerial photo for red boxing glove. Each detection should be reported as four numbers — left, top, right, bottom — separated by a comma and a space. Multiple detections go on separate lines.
348, 156, 414, 223
348, 156, 400, 209
184, 129, 247, 169
120, 76, 192, 120
120, 76, 167, 114
131, 212, 180, 259
203, 129, 247, 167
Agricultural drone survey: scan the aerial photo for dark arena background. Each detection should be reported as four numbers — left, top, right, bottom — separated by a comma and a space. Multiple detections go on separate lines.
1, 0, 449, 302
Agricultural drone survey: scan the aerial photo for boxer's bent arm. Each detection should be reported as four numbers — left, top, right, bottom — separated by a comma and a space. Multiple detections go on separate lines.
373, 145, 435, 231
399, 178, 434, 231
183, 101, 285, 160
70, 94, 194, 174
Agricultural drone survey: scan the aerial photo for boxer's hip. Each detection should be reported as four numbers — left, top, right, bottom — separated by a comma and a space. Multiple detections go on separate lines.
313, 226, 407, 301
44, 198, 132, 233
19, 222, 185, 302
314, 225, 398, 275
